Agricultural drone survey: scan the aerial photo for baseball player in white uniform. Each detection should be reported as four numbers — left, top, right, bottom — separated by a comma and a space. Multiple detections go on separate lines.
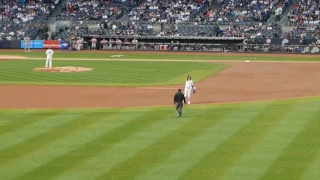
100, 38, 108, 49
75, 39, 82, 51
91, 37, 97, 50
184, 75, 196, 104
45, 48, 54, 68
24, 35, 31, 52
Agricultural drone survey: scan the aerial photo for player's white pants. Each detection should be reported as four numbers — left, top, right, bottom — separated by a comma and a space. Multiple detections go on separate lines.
76, 44, 81, 51
45, 58, 52, 68
185, 88, 195, 104
24, 44, 30, 52
92, 43, 96, 49
184, 88, 192, 98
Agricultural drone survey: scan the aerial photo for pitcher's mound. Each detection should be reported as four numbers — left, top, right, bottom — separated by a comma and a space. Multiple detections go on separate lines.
34, 66, 92, 73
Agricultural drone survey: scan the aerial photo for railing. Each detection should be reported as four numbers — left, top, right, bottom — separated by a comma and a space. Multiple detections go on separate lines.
235, 44, 320, 54
76, 42, 227, 52
74, 42, 320, 54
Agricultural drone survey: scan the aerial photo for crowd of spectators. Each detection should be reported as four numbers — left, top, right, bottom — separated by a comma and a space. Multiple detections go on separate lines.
1, 0, 320, 41
128, 0, 208, 24
52, 23, 89, 40
56, 0, 128, 20
0, 0, 60, 22
219, 23, 282, 38
155, 22, 218, 37
207, 0, 291, 24
285, 0, 320, 39
287, 0, 320, 26
0, 22, 46, 40
287, 26, 320, 39
0, 0, 60, 40
95, 21, 155, 36
157, 22, 282, 38
53, 20, 156, 41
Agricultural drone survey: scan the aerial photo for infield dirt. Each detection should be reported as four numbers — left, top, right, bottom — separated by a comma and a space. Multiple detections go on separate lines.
0, 50, 320, 109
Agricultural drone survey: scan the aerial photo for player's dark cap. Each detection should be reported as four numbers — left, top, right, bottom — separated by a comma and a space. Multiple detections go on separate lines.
178, 89, 181, 92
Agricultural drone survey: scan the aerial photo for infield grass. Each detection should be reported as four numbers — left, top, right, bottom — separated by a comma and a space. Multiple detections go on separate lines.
0, 97, 320, 180
0, 60, 228, 86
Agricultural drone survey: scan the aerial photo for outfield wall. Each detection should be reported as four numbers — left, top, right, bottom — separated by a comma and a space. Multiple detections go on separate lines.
0, 40, 70, 49
0, 38, 319, 54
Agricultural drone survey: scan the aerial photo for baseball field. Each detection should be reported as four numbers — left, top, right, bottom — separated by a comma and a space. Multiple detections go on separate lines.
0, 50, 320, 180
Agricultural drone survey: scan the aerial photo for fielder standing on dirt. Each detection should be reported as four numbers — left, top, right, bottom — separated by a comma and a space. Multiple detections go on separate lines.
184, 74, 196, 104
45, 47, 54, 68
174, 89, 186, 118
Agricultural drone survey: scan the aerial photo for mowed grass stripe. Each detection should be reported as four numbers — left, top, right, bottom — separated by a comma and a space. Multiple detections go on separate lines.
302, 150, 320, 180
0, 110, 117, 166
219, 101, 320, 180
177, 102, 295, 180
12, 109, 171, 180
87, 63, 186, 83
53, 109, 194, 180
0, 60, 226, 86
93, 106, 249, 180
8, 66, 169, 83
0, 112, 83, 151
0, 109, 149, 180
2, 61, 123, 83
136, 104, 269, 180
258, 109, 320, 180
0, 110, 41, 125
0, 110, 62, 136
0, 121, 10, 126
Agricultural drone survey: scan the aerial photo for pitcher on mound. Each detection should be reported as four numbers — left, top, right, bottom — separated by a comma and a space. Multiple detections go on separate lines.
184, 74, 196, 104
45, 47, 54, 68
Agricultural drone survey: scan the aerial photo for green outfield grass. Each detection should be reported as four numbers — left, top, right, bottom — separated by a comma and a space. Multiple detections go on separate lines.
0, 51, 320, 61
0, 97, 320, 180
0, 60, 228, 86
1, 51, 320, 180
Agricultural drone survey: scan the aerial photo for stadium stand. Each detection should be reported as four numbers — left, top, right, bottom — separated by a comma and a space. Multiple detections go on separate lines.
287, 25, 320, 39
56, 0, 130, 20
1, 0, 319, 42
210, 23, 282, 38
52, 23, 89, 40
128, 0, 209, 23
53, 0, 141, 40
156, 22, 219, 37
0, 0, 60, 40
284, 0, 320, 39
211, 0, 292, 24
287, 0, 320, 26
150, 21, 282, 38
53, 20, 158, 40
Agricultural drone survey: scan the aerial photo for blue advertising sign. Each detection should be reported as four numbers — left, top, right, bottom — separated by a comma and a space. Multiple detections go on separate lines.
21, 40, 44, 49
59, 41, 70, 49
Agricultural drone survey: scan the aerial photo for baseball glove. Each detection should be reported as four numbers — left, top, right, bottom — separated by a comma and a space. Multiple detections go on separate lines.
193, 89, 196, 94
